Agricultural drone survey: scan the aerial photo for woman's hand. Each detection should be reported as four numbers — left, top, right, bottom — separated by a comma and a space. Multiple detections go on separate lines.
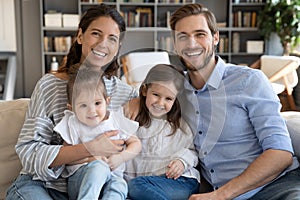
123, 97, 140, 120
166, 159, 185, 180
84, 130, 125, 157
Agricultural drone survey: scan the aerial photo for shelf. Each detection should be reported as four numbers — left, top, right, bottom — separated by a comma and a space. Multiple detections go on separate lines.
40, 0, 266, 73
42, 27, 77, 31
232, 2, 265, 6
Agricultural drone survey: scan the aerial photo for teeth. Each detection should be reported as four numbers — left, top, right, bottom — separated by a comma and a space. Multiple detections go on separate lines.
92, 49, 106, 57
153, 105, 164, 111
187, 51, 201, 56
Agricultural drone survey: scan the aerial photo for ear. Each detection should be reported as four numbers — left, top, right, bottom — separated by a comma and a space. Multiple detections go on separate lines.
141, 84, 147, 96
67, 103, 72, 111
213, 31, 219, 46
106, 97, 111, 105
77, 28, 83, 45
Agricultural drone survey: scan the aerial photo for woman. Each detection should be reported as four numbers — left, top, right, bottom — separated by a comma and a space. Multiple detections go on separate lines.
6, 4, 137, 200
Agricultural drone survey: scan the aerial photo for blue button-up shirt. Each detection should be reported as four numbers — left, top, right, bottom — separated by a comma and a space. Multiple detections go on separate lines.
178, 56, 299, 199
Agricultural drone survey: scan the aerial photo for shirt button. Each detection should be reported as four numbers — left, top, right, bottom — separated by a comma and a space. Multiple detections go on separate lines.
204, 152, 207, 155
210, 169, 214, 173
196, 111, 199, 114
194, 91, 198, 94
198, 131, 202, 135
214, 186, 219, 190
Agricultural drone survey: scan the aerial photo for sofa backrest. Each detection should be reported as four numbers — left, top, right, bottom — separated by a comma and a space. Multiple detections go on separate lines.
0, 98, 29, 199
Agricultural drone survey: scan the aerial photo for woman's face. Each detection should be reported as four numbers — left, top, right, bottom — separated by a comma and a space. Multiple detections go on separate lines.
77, 16, 121, 69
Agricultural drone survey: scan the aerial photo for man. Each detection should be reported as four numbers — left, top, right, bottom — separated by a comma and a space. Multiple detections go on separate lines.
170, 3, 300, 200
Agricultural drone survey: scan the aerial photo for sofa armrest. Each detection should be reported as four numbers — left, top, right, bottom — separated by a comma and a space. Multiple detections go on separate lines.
0, 98, 29, 199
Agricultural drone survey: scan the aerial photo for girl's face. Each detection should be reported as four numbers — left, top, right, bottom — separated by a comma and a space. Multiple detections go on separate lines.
143, 82, 177, 118
73, 90, 109, 127
77, 16, 121, 69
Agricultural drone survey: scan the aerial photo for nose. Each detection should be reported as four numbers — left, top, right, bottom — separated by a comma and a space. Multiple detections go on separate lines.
156, 98, 164, 106
87, 104, 96, 114
186, 36, 198, 47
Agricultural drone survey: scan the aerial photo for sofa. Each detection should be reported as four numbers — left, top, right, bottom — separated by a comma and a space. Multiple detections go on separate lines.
0, 98, 300, 199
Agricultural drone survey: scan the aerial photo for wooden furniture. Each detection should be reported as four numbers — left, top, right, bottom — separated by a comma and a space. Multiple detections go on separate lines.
250, 55, 300, 111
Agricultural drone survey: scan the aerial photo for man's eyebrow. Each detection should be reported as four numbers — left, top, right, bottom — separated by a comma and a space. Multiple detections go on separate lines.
176, 29, 207, 36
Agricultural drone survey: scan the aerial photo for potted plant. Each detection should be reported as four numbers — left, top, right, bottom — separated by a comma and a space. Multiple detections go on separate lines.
257, 0, 300, 55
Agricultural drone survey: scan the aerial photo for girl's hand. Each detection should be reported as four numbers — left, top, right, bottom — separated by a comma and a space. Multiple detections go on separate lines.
166, 159, 185, 180
84, 130, 125, 157
106, 154, 124, 170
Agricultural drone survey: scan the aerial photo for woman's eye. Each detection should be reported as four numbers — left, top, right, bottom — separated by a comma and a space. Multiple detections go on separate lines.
80, 104, 87, 108
109, 37, 118, 43
95, 101, 102, 106
92, 32, 101, 37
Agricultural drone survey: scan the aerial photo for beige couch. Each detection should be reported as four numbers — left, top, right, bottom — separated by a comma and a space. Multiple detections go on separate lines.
0, 98, 300, 199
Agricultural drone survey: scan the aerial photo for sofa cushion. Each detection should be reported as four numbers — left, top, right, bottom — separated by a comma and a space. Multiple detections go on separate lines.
0, 98, 29, 199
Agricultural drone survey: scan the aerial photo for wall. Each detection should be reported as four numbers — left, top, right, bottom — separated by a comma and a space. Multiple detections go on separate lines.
15, 0, 42, 98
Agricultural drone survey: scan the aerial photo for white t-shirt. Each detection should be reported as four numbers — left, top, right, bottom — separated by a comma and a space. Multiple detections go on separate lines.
54, 108, 139, 177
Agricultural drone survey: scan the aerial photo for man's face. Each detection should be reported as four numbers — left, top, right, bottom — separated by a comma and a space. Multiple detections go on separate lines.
173, 14, 219, 71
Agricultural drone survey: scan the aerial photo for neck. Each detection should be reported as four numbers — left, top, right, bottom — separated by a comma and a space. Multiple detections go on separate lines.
188, 56, 216, 90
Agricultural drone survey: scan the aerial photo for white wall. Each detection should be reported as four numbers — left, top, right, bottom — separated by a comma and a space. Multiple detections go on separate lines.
0, 0, 16, 52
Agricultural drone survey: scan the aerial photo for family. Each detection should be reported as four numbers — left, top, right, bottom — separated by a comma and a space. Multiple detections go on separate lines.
6, 3, 300, 200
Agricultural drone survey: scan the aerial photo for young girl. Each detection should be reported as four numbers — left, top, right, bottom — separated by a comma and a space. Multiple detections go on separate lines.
125, 64, 200, 200
54, 66, 141, 200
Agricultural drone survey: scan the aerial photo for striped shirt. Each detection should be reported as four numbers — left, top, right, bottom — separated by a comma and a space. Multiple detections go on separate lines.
16, 73, 137, 192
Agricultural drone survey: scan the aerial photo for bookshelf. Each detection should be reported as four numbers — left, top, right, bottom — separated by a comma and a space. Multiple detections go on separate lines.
226, 0, 266, 65
40, 0, 265, 74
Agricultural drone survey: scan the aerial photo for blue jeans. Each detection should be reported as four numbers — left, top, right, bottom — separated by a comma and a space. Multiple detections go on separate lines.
6, 174, 68, 200
68, 160, 127, 200
248, 167, 300, 200
128, 175, 199, 200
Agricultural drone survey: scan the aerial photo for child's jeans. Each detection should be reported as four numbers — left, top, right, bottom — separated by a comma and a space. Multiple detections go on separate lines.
68, 160, 127, 200
128, 175, 199, 200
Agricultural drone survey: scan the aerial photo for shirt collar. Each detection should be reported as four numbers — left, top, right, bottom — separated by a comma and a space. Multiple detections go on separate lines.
184, 56, 226, 91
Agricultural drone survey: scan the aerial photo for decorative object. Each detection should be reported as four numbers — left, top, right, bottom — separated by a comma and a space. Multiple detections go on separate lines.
257, 0, 300, 55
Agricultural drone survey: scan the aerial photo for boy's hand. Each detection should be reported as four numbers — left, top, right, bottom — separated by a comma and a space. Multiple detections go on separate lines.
166, 159, 185, 180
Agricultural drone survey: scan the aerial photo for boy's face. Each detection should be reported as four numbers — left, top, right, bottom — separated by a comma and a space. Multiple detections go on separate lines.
74, 90, 108, 127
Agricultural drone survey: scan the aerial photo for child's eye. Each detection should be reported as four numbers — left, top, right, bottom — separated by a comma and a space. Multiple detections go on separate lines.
95, 101, 102, 106
80, 104, 87, 108
166, 97, 174, 101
